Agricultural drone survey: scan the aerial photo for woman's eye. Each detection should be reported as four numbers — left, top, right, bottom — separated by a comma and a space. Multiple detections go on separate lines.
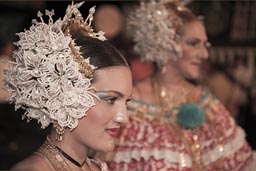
126, 98, 132, 105
103, 97, 117, 104
187, 40, 210, 49
187, 41, 199, 47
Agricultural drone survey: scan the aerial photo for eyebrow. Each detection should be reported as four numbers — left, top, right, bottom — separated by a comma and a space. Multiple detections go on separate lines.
189, 37, 208, 42
95, 90, 132, 99
186, 37, 200, 42
95, 90, 124, 97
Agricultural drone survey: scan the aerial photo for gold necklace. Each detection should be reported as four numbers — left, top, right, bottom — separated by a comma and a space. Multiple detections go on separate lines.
159, 82, 188, 110
36, 137, 99, 171
156, 80, 204, 123
152, 76, 190, 110
153, 77, 224, 170
36, 138, 73, 171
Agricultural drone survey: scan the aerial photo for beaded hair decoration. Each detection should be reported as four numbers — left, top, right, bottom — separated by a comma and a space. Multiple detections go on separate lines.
4, 2, 106, 130
128, 0, 191, 67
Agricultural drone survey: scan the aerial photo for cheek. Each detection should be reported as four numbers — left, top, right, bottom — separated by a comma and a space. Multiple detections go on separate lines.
85, 104, 113, 127
176, 57, 190, 70
175, 58, 195, 77
182, 48, 194, 60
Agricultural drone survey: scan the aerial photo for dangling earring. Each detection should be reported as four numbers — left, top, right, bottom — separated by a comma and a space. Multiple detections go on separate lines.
53, 123, 65, 141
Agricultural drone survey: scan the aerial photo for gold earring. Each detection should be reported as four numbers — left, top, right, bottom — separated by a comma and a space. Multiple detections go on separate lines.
53, 123, 65, 141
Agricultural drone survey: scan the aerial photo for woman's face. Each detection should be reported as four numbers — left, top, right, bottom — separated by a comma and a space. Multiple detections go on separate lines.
171, 21, 209, 80
73, 66, 132, 152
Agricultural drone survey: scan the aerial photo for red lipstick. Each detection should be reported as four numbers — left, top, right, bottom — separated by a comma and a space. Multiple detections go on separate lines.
106, 128, 120, 137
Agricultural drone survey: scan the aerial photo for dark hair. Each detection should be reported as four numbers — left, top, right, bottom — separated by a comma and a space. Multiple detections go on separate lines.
73, 35, 130, 82
74, 35, 129, 69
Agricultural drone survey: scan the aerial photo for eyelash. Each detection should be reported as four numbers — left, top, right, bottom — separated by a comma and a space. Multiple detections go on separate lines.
99, 96, 132, 105
187, 41, 198, 46
103, 97, 117, 105
187, 41, 211, 48
126, 98, 132, 105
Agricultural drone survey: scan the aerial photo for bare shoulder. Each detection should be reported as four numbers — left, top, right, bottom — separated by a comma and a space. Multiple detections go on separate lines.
10, 153, 52, 171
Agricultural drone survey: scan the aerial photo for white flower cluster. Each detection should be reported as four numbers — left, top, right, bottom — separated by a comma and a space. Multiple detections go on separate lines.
128, 0, 182, 67
5, 3, 102, 129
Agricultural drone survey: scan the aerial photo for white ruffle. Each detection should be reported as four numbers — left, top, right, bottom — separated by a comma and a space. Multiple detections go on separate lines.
202, 127, 248, 164
113, 127, 248, 167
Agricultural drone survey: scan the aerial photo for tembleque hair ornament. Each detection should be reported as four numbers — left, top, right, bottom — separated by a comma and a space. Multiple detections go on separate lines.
4, 2, 106, 131
128, 0, 192, 67
127, 0, 182, 67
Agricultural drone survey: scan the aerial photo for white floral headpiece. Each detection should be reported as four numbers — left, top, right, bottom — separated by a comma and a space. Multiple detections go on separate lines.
128, 0, 191, 67
4, 2, 106, 130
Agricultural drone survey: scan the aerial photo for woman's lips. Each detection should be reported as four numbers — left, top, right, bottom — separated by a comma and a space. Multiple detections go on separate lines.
191, 61, 201, 66
191, 62, 202, 68
106, 128, 120, 137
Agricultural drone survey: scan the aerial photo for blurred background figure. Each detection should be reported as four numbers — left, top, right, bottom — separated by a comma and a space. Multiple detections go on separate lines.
106, 0, 256, 170
0, 36, 14, 102
93, 1, 155, 83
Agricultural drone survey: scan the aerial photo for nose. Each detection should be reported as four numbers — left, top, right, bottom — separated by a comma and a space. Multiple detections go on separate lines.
113, 108, 129, 124
200, 46, 209, 60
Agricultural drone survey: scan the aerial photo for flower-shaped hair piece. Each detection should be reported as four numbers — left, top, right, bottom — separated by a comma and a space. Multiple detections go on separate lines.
4, 2, 106, 130
128, 0, 190, 67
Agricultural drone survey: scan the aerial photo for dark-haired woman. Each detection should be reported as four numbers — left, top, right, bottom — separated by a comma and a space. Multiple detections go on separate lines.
108, 1, 255, 170
8, 2, 132, 171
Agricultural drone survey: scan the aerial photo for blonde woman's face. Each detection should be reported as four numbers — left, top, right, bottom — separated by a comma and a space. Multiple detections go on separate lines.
73, 66, 132, 152
173, 21, 209, 80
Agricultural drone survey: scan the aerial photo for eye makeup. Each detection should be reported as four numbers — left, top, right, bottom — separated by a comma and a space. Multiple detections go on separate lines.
94, 91, 123, 105
185, 38, 210, 49
94, 90, 132, 105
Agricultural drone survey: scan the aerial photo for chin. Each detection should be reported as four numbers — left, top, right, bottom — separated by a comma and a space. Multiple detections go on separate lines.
100, 139, 115, 152
190, 69, 201, 80
192, 74, 200, 80
102, 144, 115, 153
192, 75, 200, 80
186, 72, 200, 80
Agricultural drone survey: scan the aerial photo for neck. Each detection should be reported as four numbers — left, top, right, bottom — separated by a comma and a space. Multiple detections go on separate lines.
48, 131, 88, 167
155, 64, 185, 86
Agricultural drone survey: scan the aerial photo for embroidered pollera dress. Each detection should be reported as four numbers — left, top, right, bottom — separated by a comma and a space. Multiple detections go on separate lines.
108, 89, 255, 171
